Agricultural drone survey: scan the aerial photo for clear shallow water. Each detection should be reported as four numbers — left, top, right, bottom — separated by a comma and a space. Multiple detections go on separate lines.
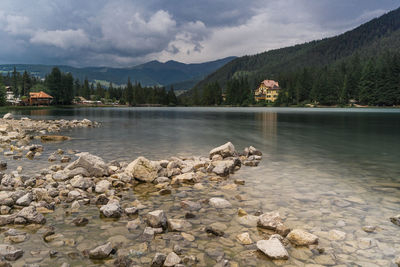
2, 107, 400, 266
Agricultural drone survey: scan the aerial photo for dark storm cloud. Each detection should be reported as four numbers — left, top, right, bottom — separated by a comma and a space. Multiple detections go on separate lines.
0, 0, 398, 66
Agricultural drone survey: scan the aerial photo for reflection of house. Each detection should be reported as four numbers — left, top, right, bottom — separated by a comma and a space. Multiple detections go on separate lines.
254, 80, 281, 102
29, 91, 53, 105
5, 86, 21, 105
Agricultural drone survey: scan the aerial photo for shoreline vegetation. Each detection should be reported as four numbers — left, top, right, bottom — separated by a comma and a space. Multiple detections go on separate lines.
1, 104, 400, 114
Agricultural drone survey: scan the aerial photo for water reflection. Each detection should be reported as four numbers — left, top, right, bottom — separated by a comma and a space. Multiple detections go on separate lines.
255, 111, 277, 142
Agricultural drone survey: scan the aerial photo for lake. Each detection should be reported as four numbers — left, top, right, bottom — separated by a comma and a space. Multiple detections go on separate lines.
2, 107, 400, 266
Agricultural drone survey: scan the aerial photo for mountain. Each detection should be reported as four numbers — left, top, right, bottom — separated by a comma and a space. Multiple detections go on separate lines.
0, 56, 235, 90
188, 7, 400, 95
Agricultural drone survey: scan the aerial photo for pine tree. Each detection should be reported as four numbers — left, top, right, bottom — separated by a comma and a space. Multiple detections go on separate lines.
358, 59, 377, 105
168, 86, 178, 106
126, 78, 134, 106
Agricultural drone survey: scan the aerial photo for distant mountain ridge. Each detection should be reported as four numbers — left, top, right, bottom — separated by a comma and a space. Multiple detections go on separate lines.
0, 56, 236, 90
188, 7, 400, 93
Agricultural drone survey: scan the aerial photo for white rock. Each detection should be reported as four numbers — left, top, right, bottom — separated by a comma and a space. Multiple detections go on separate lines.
66, 152, 108, 177
209, 142, 236, 159
3, 113, 13, 120
328, 229, 346, 241
89, 242, 113, 259
209, 197, 232, 209
164, 252, 181, 267
257, 211, 283, 230
125, 156, 158, 183
287, 229, 318, 246
95, 180, 111, 193
257, 238, 289, 260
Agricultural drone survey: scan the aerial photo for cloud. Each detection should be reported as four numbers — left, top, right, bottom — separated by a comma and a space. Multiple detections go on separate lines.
0, 0, 398, 66
30, 29, 90, 49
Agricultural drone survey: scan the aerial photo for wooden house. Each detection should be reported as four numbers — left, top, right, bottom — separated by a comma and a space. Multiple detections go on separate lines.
29, 91, 53, 105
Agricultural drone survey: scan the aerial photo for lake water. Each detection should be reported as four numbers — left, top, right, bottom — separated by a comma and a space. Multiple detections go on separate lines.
3, 107, 400, 266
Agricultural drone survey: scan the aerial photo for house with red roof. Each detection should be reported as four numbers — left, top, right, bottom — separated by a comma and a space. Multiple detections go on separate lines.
254, 80, 281, 102
28, 91, 53, 105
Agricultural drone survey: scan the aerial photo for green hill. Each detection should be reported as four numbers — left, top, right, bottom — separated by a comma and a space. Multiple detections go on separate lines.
185, 7, 400, 105
0, 56, 235, 90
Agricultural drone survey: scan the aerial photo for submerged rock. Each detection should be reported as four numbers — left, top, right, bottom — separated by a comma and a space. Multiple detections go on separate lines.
72, 217, 89, 226
0, 244, 23, 261
41, 135, 71, 142
287, 229, 318, 246
209, 198, 232, 209
171, 172, 198, 184
164, 252, 181, 267
151, 253, 166, 267
145, 210, 167, 229
100, 202, 122, 218
89, 242, 113, 259
236, 232, 253, 245
168, 219, 192, 232
390, 215, 400, 226
257, 211, 283, 230
257, 238, 289, 260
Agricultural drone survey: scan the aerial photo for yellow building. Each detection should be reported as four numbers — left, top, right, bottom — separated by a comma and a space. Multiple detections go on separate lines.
254, 80, 281, 102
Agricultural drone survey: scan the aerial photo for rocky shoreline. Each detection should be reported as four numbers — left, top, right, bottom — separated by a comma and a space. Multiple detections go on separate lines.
0, 113, 398, 267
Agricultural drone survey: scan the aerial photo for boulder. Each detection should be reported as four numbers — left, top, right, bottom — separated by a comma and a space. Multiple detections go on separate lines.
2, 113, 13, 120
145, 210, 167, 229
89, 242, 113, 259
70, 175, 93, 190
66, 152, 108, 177
15, 206, 46, 224
100, 202, 122, 218
180, 200, 201, 211
287, 229, 318, 246
143, 227, 155, 241
151, 252, 166, 267
248, 146, 262, 156
209, 142, 236, 159
209, 198, 232, 209
171, 172, 198, 184
256, 238, 288, 260
95, 180, 111, 193
0, 244, 23, 261
211, 160, 236, 176
15, 193, 33, 206
125, 156, 158, 183
164, 252, 181, 267
257, 211, 283, 230
124, 207, 138, 216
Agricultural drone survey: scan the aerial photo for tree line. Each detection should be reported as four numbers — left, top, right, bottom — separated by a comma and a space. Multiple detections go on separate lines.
0, 67, 178, 106
275, 52, 400, 106
181, 51, 400, 107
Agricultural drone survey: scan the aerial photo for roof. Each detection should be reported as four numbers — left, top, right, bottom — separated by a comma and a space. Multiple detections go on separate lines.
29, 91, 53, 99
261, 80, 280, 89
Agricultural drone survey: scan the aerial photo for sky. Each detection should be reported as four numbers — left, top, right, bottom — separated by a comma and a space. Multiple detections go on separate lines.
0, 0, 399, 67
